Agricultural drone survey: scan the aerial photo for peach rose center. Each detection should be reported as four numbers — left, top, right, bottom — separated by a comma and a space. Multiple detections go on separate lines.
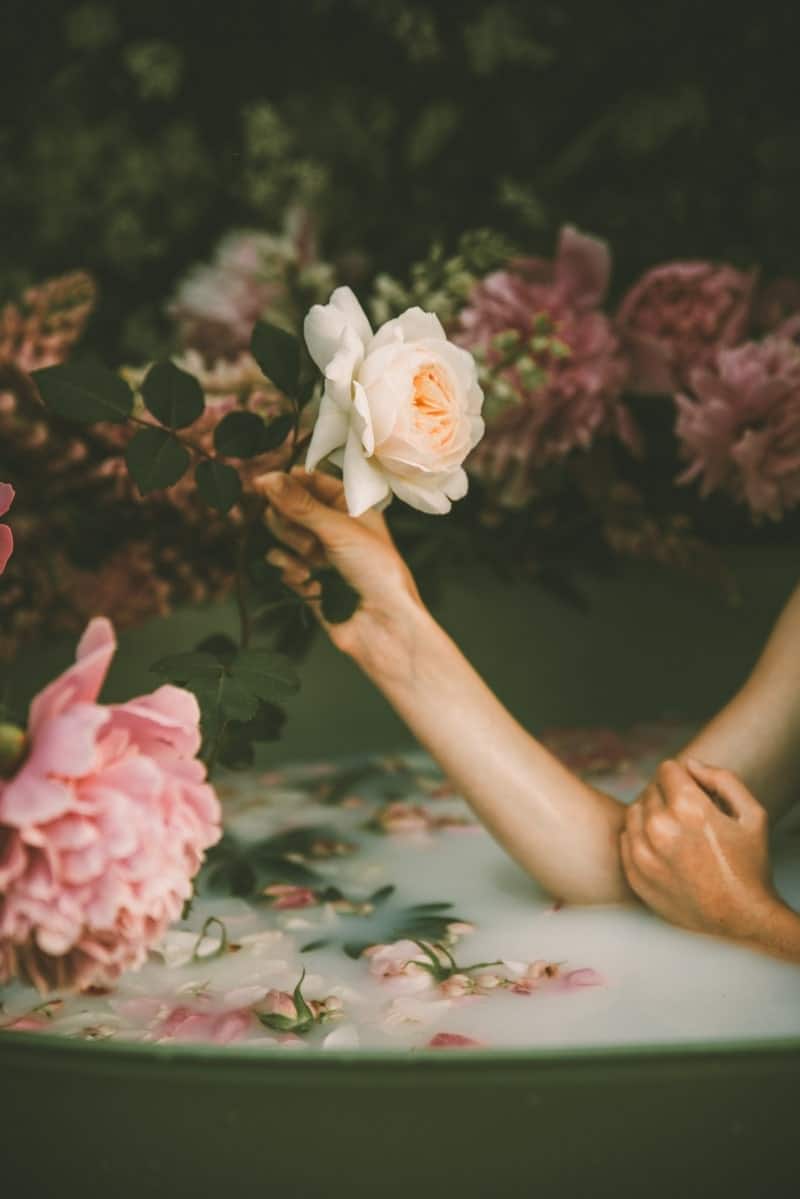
411, 362, 458, 450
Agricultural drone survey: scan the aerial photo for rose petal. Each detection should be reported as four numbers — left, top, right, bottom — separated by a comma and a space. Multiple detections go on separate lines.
342, 426, 391, 516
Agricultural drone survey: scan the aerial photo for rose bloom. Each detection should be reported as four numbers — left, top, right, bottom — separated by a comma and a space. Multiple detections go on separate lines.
456, 225, 634, 507
304, 287, 485, 515
675, 333, 800, 521
617, 261, 755, 395
363, 939, 436, 992
0, 618, 221, 993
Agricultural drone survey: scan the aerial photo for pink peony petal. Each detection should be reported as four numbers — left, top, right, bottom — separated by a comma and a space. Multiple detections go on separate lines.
28, 618, 116, 732
0, 524, 13, 575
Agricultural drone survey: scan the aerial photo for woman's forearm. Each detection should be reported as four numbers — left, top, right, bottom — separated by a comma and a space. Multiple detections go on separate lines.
352, 598, 632, 904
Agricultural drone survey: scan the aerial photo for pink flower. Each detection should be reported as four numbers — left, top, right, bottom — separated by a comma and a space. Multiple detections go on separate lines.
257, 989, 299, 1022
154, 1004, 253, 1045
262, 884, 318, 910
456, 225, 635, 506
617, 261, 755, 395
427, 1032, 483, 1049
675, 334, 800, 521
0, 483, 13, 574
363, 939, 435, 992
0, 618, 221, 993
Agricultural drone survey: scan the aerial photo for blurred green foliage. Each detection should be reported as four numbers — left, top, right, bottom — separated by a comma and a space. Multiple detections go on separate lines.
2, 0, 798, 361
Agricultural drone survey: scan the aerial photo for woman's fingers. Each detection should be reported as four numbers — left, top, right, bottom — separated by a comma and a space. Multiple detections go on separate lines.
293, 465, 393, 540
265, 507, 326, 566
265, 547, 322, 605
254, 471, 354, 548
684, 758, 768, 828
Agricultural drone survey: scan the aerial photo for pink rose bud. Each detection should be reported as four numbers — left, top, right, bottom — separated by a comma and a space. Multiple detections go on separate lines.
439, 973, 473, 999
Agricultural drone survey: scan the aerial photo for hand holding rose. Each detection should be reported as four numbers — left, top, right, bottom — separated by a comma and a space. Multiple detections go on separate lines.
620, 758, 800, 957
255, 467, 425, 670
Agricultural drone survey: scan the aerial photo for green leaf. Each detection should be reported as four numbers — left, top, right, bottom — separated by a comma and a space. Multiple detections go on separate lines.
33, 363, 133, 423
230, 649, 300, 701
250, 320, 301, 397
213, 410, 269, 458
297, 374, 317, 409
315, 568, 361, 624
125, 427, 190, 495
291, 969, 314, 1027
260, 412, 295, 452
151, 651, 220, 680
195, 459, 242, 513
192, 673, 259, 724
216, 700, 287, 769
194, 633, 238, 665
141, 361, 205, 428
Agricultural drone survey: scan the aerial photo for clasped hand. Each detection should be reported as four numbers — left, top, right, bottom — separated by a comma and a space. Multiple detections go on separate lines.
620, 758, 779, 944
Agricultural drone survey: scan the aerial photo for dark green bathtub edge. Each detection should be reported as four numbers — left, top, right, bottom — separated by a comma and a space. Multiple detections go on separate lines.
3, 1026, 800, 1085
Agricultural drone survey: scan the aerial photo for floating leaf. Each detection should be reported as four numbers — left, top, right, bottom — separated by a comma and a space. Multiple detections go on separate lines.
125, 427, 190, 495
250, 320, 301, 397
300, 939, 331, 954
195, 459, 242, 513
141, 361, 205, 428
191, 916, 228, 961
33, 363, 133, 423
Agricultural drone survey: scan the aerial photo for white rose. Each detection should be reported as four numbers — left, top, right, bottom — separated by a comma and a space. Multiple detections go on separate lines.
303, 286, 484, 516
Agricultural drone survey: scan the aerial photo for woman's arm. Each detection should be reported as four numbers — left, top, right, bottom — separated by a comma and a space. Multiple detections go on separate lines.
254, 467, 800, 909
675, 584, 800, 823
255, 467, 632, 903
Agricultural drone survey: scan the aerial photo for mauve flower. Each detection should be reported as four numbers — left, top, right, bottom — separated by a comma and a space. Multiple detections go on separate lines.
675, 333, 800, 520
0, 483, 14, 574
374, 801, 432, 835
456, 225, 634, 506
753, 277, 800, 334
617, 261, 755, 395
0, 618, 221, 993
169, 209, 334, 361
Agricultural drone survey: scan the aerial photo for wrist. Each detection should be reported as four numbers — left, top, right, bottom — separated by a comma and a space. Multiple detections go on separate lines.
346, 591, 440, 686
743, 893, 800, 963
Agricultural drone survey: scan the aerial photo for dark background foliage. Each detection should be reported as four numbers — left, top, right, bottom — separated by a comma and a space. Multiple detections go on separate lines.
2, 0, 797, 362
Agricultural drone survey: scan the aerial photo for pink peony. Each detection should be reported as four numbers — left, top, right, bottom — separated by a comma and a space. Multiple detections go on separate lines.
675, 333, 800, 521
617, 261, 755, 395
456, 225, 635, 506
0, 618, 221, 993
0, 483, 13, 574
753, 277, 800, 334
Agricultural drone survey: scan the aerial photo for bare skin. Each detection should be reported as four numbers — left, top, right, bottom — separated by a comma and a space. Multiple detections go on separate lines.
253, 466, 800, 963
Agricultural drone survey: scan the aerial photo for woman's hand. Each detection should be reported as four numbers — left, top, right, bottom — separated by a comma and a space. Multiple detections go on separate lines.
252, 466, 424, 671
620, 758, 782, 945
